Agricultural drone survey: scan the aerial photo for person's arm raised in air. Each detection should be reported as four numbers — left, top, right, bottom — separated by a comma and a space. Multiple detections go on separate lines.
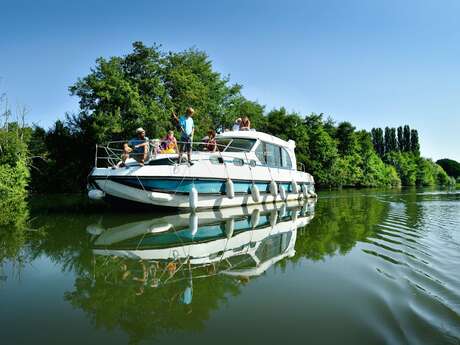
171, 111, 179, 124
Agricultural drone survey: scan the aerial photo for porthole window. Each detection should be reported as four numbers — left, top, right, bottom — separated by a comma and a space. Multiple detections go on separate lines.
233, 158, 244, 166
210, 156, 220, 164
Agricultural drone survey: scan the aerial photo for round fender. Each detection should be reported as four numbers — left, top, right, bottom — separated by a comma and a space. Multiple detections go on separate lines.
308, 191, 318, 198
88, 189, 105, 200
269, 210, 278, 226
291, 180, 299, 194
225, 218, 235, 239
189, 212, 198, 236
301, 201, 308, 216
86, 224, 105, 236
250, 209, 260, 228
189, 187, 198, 210
251, 184, 260, 202
269, 181, 278, 197
302, 184, 309, 198
279, 185, 287, 201
226, 178, 235, 199
279, 203, 287, 217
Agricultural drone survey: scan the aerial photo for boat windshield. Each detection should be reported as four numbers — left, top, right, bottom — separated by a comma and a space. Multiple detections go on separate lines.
216, 138, 256, 152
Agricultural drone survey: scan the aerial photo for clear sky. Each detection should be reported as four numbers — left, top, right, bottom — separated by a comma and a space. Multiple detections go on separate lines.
1, 0, 459, 161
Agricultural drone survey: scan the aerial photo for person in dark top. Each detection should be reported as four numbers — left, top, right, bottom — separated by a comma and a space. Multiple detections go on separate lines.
117, 128, 149, 167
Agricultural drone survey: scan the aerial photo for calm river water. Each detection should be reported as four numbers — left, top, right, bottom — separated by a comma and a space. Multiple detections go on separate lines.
1, 188, 459, 344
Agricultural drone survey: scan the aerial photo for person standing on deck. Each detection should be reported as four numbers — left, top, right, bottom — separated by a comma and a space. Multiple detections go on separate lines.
172, 107, 195, 165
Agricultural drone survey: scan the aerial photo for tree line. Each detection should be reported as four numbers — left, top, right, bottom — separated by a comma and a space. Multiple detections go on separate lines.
371, 125, 420, 157
1, 41, 457, 197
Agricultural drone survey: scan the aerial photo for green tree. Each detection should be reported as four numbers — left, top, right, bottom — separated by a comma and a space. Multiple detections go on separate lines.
43, 42, 250, 192
416, 157, 438, 186
355, 130, 400, 187
389, 128, 398, 152
371, 128, 384, 157
162, 47, 242, 136
335, 121, 357, 156
385, 151, 417, 186
410, 129, 420, 156
403, 125, 411, 152
397, 126, 404, 151
384, 127, 391, 154
436, 158, 460, 178
303, 113, 338, 185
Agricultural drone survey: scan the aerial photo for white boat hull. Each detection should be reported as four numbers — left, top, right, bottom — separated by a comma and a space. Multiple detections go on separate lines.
93, 178, 315, 209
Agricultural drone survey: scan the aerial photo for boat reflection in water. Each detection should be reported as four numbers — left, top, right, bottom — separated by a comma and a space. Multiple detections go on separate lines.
86, 200, 315, 300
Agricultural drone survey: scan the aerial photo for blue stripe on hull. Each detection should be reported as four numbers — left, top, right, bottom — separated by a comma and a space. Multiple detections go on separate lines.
118, 178, 269, 194
102, 177, 306, 194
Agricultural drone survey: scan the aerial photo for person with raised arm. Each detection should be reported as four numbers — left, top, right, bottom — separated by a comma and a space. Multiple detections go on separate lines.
172, 107, 195, 165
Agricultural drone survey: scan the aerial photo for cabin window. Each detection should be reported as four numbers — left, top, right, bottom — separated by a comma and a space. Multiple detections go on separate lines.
281, 147, 292, 169
266, 144, 281, 167
216, 138, 256, 152
255, 142, 266, 164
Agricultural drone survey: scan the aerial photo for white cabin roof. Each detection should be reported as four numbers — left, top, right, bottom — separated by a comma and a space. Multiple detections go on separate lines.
217, 130, 295, 149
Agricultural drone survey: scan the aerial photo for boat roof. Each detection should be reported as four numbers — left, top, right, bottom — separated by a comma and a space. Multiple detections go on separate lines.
217, 130, 295, 149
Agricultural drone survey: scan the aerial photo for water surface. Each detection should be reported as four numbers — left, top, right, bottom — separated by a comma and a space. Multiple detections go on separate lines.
1, 188, 459, 344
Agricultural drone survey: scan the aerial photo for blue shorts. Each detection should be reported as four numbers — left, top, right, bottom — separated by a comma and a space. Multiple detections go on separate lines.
180, 134, 192, 152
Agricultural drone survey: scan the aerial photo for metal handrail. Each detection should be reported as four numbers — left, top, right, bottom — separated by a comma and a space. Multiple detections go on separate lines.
94, 138, 255, 168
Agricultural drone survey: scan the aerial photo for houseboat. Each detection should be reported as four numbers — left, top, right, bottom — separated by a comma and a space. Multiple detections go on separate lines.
88, 130, 316, 209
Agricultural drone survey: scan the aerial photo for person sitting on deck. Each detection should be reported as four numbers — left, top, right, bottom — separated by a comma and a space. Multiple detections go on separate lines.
204, 129, 217, 152
232, 118, 241, 131
159, 130, 178, 154
117, 128, 149, 167
240, 116, 251, 131
172, 107, 195, 165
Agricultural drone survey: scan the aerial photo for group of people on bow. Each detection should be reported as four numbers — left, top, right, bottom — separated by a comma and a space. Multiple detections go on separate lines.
116, 107, 251, 167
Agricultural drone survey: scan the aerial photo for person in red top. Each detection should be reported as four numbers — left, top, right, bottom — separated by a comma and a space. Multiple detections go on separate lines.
205, 129, 217, 152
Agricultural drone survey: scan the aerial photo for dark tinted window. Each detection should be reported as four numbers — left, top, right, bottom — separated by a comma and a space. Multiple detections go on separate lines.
216, 138, 256, 152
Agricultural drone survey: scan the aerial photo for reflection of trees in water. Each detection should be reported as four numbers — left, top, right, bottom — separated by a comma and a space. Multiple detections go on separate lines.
28, 210, 291, 344
0, 197, 29, 271
64, 258, 242, 344
4, 194, 390, 344
293, 191, 389, 261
